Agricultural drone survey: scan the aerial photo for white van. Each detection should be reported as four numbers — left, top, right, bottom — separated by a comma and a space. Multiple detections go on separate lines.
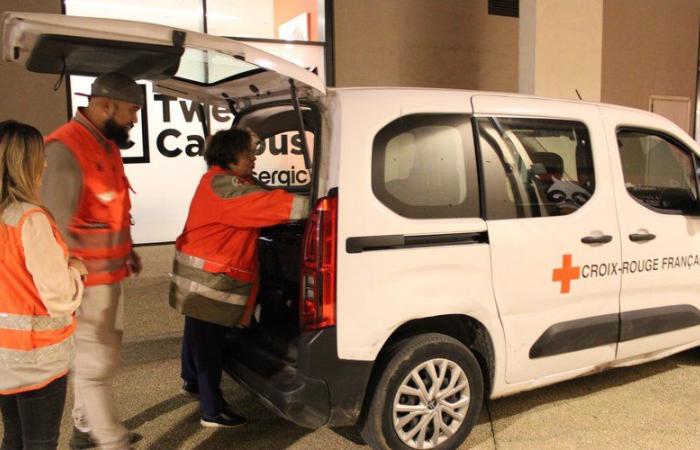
4, 12, 700, 450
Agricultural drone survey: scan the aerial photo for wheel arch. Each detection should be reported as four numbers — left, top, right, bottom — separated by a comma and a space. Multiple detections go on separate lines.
359, 314, 496, 422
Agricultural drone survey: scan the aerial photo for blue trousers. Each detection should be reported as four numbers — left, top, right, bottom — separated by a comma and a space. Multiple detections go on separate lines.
181, 316, 229, 418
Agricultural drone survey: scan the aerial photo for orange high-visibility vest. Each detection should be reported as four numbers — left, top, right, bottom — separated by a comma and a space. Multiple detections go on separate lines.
45, 120, 132, 286
172, 167, 301, 326
0, 204, 76, 394
176, 167, 298, 283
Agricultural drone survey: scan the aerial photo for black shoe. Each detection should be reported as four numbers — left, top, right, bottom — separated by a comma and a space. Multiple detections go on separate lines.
69, 427, 143, 449
180, 381, 199, 397
200, 410, 247, 428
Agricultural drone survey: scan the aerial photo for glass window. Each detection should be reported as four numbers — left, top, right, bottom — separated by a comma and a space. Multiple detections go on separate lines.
477, 118, 595, 220
174, 48, 262, 85
207, 0, 325, 42
64, 0, 204, 31
618, 130, 699, 213
372, 115, 478, 219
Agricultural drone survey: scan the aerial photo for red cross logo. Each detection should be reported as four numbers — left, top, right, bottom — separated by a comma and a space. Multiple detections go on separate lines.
552, 254, 580, 294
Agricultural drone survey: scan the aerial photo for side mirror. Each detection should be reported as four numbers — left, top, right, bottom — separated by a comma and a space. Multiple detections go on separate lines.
660, 188, 700, 215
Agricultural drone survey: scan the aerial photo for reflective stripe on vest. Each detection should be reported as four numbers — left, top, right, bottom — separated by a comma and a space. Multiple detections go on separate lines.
170, 250, 255, 326
170, 275, 248, 306
64, 228, 130, 252
174, 250, 256, 278
0, 335, 73, 364
0, 338, 72, 395
172, 251, 251, 306
0, 314, 72, 332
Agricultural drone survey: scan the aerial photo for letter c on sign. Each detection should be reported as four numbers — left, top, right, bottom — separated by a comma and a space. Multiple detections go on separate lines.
157, 129, 182, 157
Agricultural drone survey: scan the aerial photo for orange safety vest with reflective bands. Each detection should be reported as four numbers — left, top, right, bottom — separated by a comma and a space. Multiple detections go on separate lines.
45, 120, 132, 286
171, 167, 302, 326
0, 204, 76, 394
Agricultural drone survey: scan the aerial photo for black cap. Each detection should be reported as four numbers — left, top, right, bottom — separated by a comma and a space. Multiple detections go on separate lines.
78, 72, 144, 106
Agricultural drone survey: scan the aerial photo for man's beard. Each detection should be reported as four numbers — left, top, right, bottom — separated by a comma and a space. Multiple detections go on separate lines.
104, 118, 132, 148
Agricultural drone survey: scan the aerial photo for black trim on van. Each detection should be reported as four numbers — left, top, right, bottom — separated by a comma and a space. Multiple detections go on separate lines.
345, 231, 489, 254
27, 34, 183, 80
529, 313, 618, 359
529, 304, 700, 358
619, 304, 700, 341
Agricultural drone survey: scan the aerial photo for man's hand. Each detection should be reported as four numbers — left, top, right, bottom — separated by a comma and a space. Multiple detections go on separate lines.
127, 250, 143, 276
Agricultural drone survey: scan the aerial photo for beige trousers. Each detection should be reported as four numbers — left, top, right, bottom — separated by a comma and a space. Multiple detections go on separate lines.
71, 283, 129, 450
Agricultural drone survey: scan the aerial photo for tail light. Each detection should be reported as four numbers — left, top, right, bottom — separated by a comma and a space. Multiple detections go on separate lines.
300, 195, 338, 331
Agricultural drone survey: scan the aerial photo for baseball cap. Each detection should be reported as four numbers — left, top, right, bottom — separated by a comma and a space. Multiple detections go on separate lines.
77, 72, 144, 106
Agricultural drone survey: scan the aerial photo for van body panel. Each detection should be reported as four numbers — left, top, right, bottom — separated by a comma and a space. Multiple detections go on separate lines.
332, 89, 502, 361
473, 95, 623, 383
600, 106, 700, 360
317, 90, 342, 197
491, 336, 700, 399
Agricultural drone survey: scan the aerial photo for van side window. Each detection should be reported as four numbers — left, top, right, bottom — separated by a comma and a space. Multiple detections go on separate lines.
477, 117, 595, 220
617, 129, 699, 213
372, 114, 478, 218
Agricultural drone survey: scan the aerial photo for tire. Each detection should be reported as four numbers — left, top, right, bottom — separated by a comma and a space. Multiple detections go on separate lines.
360, 333, 484, 450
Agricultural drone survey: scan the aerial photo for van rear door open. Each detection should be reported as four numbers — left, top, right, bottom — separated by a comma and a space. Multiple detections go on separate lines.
1, 12, 325, 109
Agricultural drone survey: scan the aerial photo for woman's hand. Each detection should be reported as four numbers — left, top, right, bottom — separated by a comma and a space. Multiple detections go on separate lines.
69, 257, 88, 281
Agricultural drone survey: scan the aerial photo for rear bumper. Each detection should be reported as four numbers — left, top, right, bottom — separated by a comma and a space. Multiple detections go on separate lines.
224, 327, 373, 428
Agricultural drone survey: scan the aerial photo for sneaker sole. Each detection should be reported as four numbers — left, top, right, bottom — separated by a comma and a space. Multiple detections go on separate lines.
199, 419, 246, 428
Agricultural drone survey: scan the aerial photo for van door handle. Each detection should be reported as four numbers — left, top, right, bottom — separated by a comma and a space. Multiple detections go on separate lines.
581, 234, 613, 244
629, 233, 656, 242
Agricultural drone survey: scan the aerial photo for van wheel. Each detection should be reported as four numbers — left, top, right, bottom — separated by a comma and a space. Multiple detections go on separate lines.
360, 333, 483, 450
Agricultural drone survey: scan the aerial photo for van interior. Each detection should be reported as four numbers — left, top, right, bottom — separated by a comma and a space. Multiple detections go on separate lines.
234, 101, 323, 362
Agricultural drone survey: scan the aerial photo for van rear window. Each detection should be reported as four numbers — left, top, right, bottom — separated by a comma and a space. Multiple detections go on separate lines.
371, 114, 479, 219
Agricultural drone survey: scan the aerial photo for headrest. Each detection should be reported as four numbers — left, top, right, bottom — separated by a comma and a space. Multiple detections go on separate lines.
531, 152, 564, 175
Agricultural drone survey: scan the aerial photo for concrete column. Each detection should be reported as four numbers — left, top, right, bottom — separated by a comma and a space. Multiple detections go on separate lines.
519, 0, 604, 102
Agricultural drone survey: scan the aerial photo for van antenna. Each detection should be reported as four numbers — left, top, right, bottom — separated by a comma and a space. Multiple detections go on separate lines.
575, 89, 583, 100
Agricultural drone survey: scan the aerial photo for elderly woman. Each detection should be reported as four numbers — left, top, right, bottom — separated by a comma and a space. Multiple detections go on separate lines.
170, 128, 308, 428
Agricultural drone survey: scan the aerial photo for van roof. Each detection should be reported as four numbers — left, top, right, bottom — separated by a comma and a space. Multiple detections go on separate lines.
327, 86, 653, 117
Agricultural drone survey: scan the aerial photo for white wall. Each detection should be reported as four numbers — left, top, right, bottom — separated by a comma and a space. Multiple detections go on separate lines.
207, 0, 275, 37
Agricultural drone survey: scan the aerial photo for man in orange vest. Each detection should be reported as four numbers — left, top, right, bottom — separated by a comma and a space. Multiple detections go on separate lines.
42, 72, 143, 450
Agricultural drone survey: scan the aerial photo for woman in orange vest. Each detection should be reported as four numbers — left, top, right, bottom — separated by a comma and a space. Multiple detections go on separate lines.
170, 128, 308, 427
0, 121, 86, 449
